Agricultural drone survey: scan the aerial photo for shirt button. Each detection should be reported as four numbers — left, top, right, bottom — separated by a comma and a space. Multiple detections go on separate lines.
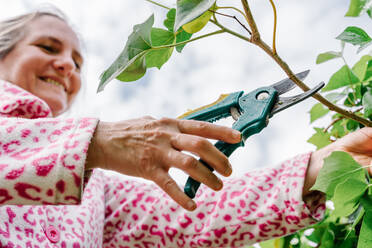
45, 225, 60, 243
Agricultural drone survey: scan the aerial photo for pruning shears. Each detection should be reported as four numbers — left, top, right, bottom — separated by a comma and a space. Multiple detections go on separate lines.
179, 70, 325, 198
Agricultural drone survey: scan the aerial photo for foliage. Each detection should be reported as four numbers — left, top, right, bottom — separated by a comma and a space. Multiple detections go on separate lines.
98, 0, 372, 247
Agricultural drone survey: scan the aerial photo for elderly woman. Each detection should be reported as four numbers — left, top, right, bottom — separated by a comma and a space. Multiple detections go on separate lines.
0, 6, 371, 248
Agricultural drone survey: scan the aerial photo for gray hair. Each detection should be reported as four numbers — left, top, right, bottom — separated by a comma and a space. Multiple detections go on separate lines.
0, 6, 69, 59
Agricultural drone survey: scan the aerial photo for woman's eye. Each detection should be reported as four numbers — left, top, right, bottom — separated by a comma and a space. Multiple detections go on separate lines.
74, 61, 81, 70
37, 44, 57, 53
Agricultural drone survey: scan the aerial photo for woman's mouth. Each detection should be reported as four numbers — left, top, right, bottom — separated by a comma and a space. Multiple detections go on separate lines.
39, 77, 66, 91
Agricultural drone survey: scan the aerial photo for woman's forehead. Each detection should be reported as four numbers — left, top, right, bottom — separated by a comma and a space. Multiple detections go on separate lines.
26, 15, 81, 53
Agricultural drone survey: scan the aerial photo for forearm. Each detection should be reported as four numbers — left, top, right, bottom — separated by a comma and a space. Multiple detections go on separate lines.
103, 153, 320, 247
0, 117, 98, 205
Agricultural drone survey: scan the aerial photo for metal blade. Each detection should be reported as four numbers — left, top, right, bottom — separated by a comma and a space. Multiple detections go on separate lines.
270, 82, 325, 117
270, 70, 310, 95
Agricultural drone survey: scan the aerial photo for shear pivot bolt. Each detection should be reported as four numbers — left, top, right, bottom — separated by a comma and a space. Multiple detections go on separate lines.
257, 92, 269, 100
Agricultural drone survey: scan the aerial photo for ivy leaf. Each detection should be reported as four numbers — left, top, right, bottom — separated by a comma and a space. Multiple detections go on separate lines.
307, 128, 332, 149
362, 90, 372, 118
174, 0, 215, 32
331, 178, 368, 218
357, 209, 372, 248
336, 26, 372, 53
352, 55, 372, 81
98, 15, 154, 92
322, 65, 360, 92
316, 51, 342, 64
311, 151, 366, 198
345, 0, 370, 17
310, 103, 329, 123
164, 8, 193, 53
145, 28, 175, 69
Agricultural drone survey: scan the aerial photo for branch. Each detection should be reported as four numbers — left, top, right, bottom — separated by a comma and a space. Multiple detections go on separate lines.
241, 0, 372, 127
241, 0, 260, 43
210, 10, 251, 35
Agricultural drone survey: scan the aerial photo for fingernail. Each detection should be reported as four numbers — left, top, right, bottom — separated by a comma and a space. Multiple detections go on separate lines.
187, 201, 196, 210
233, 130, 241, 140
216, 178, 223, 190
225, 163, 232, 176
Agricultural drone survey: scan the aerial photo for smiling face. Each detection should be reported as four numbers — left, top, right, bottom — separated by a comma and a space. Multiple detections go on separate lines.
0, 15, 83, 116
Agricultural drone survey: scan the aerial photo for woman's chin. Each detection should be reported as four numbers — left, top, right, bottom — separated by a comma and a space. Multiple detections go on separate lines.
42, 97, 68, 116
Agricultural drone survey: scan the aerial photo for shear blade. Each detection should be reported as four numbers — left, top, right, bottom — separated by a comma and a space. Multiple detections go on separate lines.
270, 70, 310, 95
270, 82, 325, 117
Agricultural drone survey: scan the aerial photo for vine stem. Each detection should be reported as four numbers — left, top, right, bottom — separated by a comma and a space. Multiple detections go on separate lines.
152, 30, 225, 50
240, 0, 372, 127
144, 0, 170, 10
268, 0, 277, 54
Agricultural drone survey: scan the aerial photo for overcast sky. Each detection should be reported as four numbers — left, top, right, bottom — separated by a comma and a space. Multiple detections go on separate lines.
1, 0, 370, 183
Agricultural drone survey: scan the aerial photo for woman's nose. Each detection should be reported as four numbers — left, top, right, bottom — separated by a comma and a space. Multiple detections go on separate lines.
53, 55, 75, 77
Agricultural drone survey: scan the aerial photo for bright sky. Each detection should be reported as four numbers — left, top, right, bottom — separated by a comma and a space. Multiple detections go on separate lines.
1, 0, 370, 183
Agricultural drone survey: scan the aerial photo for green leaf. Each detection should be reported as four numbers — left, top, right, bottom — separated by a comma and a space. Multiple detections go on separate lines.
98, 15, 177, 92
346, 119, 360, 131
145, 28, 175, 69
357, 210, 372, 248
320, 229, 335, 248
175, 30, 193, 52
352, 55, 372, 81
364, 60, 372, 81
182, 4, 214, 33
311, 151, 366, 198
164, 8, 193, 53
345, 0, 370, 17
98, 15, 154, 92
258, 238, 285, 248
331, 178, 368, 218
310, 103, 330, 123
336, 26, 372, 53
316, 51, 342, 64
307, 128, 332, 149
330, 120, 347, 138
325, 92, 347, 102
362, 90, 372, 118
164, 8, 176, 32
175, 0, 215, 32
322, 65, 360, 92
115, 52, 147, 82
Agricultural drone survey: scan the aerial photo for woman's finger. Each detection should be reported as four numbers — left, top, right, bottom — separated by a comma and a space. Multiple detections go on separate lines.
165, 149, 223, 191
171, 133, 232, 177
177, 119, 241, 144
152, 169, 196, 211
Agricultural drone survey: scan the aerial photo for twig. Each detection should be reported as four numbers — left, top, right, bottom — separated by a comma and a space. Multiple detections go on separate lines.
268, 0, 277, 54
323, 107, 363, 132
210, 10, 251, 35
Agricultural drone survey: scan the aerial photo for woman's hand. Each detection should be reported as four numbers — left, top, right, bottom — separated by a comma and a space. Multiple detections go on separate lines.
304, 127, 372, 197
86, 116, 241, 211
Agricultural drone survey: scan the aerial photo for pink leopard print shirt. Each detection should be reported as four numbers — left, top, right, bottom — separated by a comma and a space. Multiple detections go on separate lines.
0, 80, 324, 247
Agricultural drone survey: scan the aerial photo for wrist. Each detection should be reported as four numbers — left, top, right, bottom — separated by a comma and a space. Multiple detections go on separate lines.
86, 121, 107, 170
303, 143, 340, 197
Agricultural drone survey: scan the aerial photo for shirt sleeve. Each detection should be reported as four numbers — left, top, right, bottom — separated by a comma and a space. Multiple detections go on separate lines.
102, 152, 325, 247
0, 117, 98, 205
